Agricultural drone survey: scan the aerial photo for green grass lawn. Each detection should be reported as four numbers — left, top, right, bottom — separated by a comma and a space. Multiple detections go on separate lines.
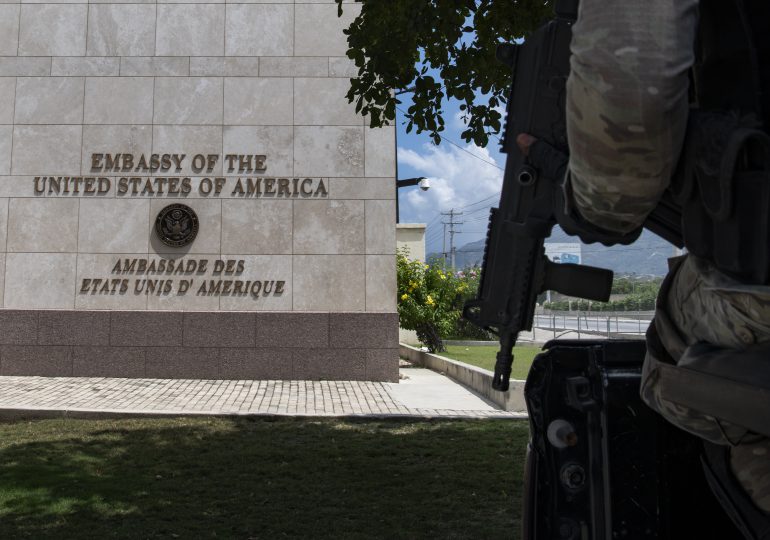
441, 345, 542, 381
0, 417, 528, 539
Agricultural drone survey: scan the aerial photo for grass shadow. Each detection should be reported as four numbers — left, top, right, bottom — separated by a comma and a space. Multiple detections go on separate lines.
0, 417, 528, 539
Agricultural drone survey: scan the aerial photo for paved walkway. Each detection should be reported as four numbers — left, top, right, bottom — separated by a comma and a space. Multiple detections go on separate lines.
0, 368, 526, 419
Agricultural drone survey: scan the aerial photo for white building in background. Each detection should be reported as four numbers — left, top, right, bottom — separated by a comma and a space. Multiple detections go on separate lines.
545, 243, 582, 265
396, 224, 427, 263
396, 224, 426, 346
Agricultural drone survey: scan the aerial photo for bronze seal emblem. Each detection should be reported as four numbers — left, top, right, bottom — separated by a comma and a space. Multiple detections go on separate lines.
155, 204, 199, 247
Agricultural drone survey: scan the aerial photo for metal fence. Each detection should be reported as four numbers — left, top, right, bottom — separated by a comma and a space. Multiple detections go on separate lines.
532, 310, 653, 339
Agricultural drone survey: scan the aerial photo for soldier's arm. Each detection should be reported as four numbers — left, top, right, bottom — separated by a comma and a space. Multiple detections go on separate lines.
564, 0, 698, 234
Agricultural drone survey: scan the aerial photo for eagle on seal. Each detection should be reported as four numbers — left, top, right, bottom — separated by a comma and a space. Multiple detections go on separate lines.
163, 209, 190, 240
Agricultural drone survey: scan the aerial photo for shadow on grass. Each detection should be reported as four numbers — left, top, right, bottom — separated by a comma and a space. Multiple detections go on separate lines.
0, 417, 528, 539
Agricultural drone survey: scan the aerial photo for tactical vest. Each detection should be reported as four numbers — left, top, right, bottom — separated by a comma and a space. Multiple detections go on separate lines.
642, 1, 770, 533
670, 0, 770, 284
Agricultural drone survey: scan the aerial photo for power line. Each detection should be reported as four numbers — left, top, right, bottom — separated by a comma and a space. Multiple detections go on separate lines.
461, 205, 495, 218
457, 191, 501, 211
459, 199, 498, 215
425, 213, 442, 227
396, 106, 504, 171
416, 214, 442, 233
424, 227, 446, 245
425, 232, 445, 246
465, 215, 493, 224
415, 194, 497, 240
421, 197, 496, 229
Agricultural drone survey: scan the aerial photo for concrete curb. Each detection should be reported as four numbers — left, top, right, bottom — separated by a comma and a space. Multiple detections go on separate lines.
443, 339, 538, 347
0, 407, 524, 421
399, 344, 527, 412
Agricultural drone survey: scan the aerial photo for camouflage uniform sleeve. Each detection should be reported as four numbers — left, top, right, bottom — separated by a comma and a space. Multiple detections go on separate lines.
565, 0, 699, 233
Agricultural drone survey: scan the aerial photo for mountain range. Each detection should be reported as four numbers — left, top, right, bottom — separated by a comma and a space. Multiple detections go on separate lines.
430, 226, 676, 276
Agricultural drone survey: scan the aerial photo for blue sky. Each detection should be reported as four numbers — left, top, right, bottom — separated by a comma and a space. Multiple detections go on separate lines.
394, 96, 507, 256
391, 24, 516, 257
392, 96, 676, 270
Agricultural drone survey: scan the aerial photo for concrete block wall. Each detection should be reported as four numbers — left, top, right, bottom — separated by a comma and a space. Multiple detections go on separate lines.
0, 0, 398, 380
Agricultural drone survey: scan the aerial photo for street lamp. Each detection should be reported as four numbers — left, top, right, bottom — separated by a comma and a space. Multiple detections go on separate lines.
395, 177, 429, 223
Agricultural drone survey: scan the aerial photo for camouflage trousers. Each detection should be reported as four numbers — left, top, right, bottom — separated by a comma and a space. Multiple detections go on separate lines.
640, 255, 770, 513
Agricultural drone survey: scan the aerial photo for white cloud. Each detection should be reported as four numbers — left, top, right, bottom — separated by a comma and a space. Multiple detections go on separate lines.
397, 142, 503, 251
451, 105, 507, 134
451, 110, 470, 131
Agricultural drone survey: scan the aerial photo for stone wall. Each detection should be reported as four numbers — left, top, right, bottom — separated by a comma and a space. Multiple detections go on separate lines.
0, 1, 398, 380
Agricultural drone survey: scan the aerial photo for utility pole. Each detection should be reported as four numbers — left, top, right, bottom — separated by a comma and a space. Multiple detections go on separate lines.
442, 222, 447, 263
441, 209, 464, 270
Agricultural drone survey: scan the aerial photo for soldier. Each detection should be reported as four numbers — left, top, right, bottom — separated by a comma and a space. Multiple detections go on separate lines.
518, 0, 770, 516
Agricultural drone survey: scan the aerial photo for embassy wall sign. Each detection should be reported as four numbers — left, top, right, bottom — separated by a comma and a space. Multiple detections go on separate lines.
0, 0, 398, 382
33, 153, 330, 198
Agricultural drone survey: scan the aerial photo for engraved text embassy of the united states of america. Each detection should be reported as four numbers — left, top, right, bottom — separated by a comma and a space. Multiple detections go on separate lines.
32, 153, 329, 198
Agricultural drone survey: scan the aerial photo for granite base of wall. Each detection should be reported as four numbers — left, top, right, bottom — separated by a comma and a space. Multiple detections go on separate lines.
0, 311, 399, 382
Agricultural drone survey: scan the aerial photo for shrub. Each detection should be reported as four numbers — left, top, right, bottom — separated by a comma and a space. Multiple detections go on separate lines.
397, 251, 467, 352
449, 267, 496, 341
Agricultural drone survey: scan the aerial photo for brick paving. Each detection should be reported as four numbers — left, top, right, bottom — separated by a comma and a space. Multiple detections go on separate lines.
0, 370, 526, 419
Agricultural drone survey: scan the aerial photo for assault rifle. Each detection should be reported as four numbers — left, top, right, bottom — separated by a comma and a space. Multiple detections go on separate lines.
462, 0, 683, 391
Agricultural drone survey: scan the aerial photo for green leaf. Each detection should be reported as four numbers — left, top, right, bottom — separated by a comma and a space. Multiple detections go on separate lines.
335, 0, 550, 148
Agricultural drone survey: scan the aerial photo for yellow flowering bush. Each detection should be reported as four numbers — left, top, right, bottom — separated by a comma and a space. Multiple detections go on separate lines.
451, 266, 494, 340
397, 249, 465, 352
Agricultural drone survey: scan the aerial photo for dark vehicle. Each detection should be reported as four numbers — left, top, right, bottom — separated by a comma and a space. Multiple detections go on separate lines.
522, 340, 748, 539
